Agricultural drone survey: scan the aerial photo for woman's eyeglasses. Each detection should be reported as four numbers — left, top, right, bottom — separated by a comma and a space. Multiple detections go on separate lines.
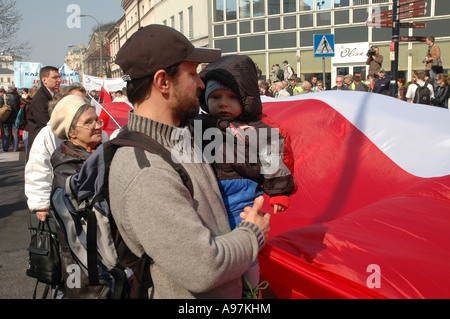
78, 119, 104, 130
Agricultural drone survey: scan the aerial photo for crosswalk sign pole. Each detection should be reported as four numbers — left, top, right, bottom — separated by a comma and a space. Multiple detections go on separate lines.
322, 57, 326, 90
389, 0, 400, 98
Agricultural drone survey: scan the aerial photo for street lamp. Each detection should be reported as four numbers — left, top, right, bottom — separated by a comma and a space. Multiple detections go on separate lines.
317, 1, 325, 10
78, 14, 103, 77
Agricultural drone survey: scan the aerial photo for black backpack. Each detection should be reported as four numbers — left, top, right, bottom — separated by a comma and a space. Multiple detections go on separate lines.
414, 84, 432, 105
50, 127, 193, 299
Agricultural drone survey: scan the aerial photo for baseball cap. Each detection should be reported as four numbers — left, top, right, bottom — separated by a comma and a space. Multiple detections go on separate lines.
116, 24, 221, 81
379, 68, 385, 72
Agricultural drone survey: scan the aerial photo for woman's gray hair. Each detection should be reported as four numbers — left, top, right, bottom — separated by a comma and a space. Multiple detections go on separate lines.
69, 103, 96, 133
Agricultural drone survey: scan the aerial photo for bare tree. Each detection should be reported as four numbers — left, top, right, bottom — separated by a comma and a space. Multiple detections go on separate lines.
0, 0, 32, 57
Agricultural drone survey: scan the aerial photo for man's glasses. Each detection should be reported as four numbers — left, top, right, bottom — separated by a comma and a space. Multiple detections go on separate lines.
77, 119, 104, 130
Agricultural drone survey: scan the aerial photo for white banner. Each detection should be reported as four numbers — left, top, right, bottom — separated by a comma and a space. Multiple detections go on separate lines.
83, 75, 126, 92
332, 42, 369, 64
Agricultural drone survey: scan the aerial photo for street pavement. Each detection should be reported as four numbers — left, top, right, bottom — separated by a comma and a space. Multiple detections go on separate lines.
0, 145, 47, 299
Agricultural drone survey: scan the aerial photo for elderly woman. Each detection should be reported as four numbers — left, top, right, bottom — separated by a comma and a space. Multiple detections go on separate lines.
50, 95, 103, 189
431, 73, 449, 109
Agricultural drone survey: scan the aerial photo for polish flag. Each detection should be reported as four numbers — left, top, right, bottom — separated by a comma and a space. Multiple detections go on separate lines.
90, 87, 113, 131
258, 91, 450, 299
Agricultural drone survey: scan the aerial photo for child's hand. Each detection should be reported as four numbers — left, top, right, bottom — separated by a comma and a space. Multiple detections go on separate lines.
273, 204, 287, 214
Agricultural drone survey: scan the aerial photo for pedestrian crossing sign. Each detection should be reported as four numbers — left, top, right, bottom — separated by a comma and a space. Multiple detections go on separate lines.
314, 34, 335, 57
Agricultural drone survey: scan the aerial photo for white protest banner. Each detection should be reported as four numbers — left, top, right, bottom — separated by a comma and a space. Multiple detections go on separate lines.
83, 75, 126, 92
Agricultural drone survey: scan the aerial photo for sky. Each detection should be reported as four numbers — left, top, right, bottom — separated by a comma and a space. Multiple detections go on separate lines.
15, 0, 124, 66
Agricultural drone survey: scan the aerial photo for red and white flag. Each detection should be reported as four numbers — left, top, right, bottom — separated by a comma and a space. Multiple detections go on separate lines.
259, 92, 450, 299
90, 87, 129, 133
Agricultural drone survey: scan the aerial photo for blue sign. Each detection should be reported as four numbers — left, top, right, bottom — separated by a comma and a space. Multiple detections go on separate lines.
59, 63, 81, 87
314, 34, 335, 57
14, 62, 43, 88
14, 62, 81, 88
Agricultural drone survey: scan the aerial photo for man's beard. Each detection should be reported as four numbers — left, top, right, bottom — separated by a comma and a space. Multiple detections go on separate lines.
173, 89, 201, 122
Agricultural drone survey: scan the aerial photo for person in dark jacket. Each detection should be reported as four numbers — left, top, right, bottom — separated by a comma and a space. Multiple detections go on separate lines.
0, 87, 21, 151
50, 95, 103, 189
47, 94, 102, 299
373, 68, 390, 95
431, 73, 449, 108
27, 66, 61, 159
196, 55, 296, 297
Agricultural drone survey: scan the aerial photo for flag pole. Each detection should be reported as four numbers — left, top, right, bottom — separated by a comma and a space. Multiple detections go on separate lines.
89, 95, 121, 129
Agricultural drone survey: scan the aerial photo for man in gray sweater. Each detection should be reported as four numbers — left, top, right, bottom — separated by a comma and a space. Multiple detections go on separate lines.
112, 25, 271, 299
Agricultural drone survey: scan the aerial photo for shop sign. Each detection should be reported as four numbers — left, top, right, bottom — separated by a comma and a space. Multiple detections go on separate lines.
332, 42, 369, 64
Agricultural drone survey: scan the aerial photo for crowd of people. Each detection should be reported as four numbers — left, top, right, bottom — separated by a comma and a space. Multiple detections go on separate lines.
0, 26, 447, 300
259, 36, 448, 108
20, 24, 292, 300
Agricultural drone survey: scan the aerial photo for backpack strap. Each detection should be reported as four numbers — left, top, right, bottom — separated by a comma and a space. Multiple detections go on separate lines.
107, 129, 194, 197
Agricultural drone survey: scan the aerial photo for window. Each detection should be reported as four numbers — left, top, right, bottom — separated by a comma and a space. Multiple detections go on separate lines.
335, 0, 350, 7
299, 0, 313, 12
284, 16, 297, 29
226, 0, 237, 20
227, 23, 237, 35
214, 24, 225, 37
436, 0, 450, 16
239, 0, 251, 18
170, 16, 175, 28
179, 11, 184, 34
315, 0, 331, 10
317, 12, 331, 26
253, 0, 265, 17
413, 18, 450, 37
353, 8, 368, 23
353, 0, 368, 5
335, 27, 367, 43
215, 38, 237, 53
254, 19, 266, 32
284, 0, 296, 13
300, 14, 314, 28
335, 10, 349, 25
269, 32, 296, 49
268, 17, 280, 30
188, 7, 194, 40
268, 0, 280, 15
240, 21, 251, 34
241, 35, 265, 51
214, 0, 224, 22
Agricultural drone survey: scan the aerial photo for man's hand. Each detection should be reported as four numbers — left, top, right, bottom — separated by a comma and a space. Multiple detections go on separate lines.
239, 196, 271, 238
35, 210, 50, 222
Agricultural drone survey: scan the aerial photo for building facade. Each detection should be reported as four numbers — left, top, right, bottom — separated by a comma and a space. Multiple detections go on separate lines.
112, 0, 449, 86
210, 0, 450, 87
0, 54, 21, 89
64, 45, 87, 80
85, 26, 113, 78
107, 0, 212, 78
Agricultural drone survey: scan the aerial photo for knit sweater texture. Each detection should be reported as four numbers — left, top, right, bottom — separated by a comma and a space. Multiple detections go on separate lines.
109, 111, 265, 299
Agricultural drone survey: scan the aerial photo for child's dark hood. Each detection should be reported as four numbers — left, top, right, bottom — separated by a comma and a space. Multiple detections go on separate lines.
199, 55, 262, 120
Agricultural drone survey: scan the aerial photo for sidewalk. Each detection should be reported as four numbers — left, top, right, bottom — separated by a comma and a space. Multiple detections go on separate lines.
0, 144, 44, 299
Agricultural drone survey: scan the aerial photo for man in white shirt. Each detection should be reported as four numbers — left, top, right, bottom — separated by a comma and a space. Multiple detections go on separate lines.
113, 90, 129, 102
274, 81, 291, 98
406, 70, 434, 104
